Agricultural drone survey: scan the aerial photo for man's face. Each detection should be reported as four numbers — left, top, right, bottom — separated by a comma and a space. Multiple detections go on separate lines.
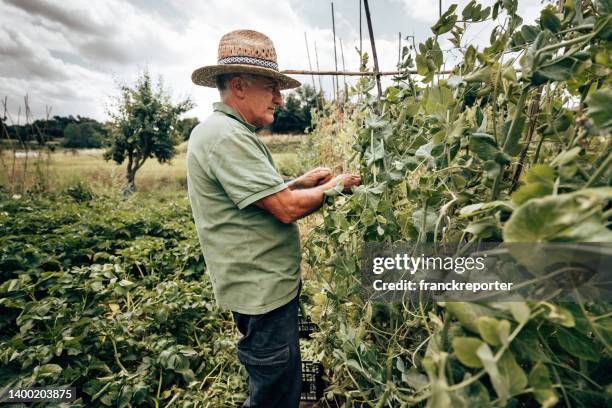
242, 75, 283, 128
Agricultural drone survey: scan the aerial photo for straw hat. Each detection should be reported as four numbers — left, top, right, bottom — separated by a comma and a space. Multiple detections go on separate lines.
192, 29, 301, 90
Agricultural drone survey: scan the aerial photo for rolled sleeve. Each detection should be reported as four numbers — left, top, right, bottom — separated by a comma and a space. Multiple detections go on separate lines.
236, 182, 288, 209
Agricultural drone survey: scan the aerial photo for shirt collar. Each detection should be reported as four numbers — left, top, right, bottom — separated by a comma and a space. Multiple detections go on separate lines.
213, 102, 257, 132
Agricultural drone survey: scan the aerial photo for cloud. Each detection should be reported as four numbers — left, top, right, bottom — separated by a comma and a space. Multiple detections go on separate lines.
0, 0, 405, 121
0, 28, 70, 80
3, 0, 106, 36
0, 0, 546, 122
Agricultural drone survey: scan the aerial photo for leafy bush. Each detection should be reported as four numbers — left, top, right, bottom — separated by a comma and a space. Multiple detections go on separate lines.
302, 1, 612, 406
0, 193, 246, 407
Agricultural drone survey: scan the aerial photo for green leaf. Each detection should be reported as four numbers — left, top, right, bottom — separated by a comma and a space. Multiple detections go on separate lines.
35, 363, 63, 379
476, 316, 510, 346
550, 147, 582, 167
459, 200, 514, 218
544, 304, 576, 328
464, 66, 494, 83
442, 302, 493, 333
402, 366, 429, 390
477, 345, 527, 403
510, 302, 531, 324
364, 139, 385, 166
503, 188, 612, 242
526, 164, 555, 184
512, 183, 552, 205
424, 85, 455, 121
469, 133, 500, 161
325, 184, 344, 197
499, 350, 528, 395
529, 362, 559, 408
540, 7, 562, 33
476, 344, 508, 401
521, 25, 541, 42
464, 217, 499, 238
535, 58, 577, 82
594, 0, 612, 16
557, 327, 600, 362
452, 174, 467, 189
585, 89, 612, 131
483, 160, 501, 180
512, 164, 555, 205
453, 337, 484, 368
432, 4, 458, 35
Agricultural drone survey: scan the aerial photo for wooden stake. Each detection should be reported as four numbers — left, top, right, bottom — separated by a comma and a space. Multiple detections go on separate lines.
363, 0, 382, 99
511, 87, 543, 192
331, 1, 339, 101
304, 32, 317, 92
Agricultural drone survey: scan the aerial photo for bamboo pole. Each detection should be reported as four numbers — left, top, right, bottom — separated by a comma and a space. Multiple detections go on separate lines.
340, 38, 348, 100
396, 32, 402, 84
281, 69, 454, 76
304, 32, 317, 92
363, 0, 382, 99
313, 42, 324, 95
331, 1, 339, 101
397, 32, 402, 68
359, 0, 362, 57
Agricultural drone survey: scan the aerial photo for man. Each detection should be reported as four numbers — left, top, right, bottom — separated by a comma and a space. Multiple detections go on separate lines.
187, 29, 360, 407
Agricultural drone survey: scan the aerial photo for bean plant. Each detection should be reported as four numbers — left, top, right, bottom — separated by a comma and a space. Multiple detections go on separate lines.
303, 1, 611, 406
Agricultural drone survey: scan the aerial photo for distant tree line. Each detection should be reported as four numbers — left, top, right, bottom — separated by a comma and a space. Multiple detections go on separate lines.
0, 83, 322, 151
0, 115, 200, 148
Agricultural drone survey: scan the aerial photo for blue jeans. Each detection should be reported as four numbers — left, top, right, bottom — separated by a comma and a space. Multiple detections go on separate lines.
232, 295, 301, 408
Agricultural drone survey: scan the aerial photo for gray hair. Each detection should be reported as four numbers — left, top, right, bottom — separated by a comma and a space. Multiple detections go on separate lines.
216, 73, 258, 97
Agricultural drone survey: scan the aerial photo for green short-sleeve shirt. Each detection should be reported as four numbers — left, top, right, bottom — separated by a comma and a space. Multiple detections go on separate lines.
187, 102, 301, 314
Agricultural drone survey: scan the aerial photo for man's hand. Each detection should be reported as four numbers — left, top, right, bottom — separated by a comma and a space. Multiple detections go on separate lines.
289, 167, 332, 189
255, 171, 361, 224
331, 173, 361, 192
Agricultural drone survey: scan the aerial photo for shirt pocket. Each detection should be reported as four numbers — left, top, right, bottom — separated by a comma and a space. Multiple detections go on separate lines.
237, 345, 289, 367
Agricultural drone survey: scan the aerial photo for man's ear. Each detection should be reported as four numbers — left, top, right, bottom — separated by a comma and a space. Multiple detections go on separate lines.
229, 76, 247, 99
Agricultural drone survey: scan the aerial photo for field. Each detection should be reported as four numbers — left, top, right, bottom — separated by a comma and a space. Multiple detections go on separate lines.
0, 134, 304, 194
0, 133, 314, 407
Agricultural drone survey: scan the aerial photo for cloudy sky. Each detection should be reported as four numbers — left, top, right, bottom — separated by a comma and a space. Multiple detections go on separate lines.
0, 0, 542, 122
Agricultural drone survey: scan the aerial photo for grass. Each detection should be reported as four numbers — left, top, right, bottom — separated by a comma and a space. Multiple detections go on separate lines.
1, 135, 305, 194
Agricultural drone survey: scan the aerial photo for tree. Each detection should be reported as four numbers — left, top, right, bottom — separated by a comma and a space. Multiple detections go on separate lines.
176, 117, 200, 141
104, 71, 194, 192
62, 122, 104, 148
271, 85, 324, 133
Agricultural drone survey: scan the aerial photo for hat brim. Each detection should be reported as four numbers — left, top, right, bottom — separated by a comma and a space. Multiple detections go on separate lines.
192, 64, 301, 90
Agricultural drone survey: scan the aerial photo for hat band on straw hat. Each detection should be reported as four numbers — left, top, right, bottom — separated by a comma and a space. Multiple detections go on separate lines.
218, 56, 278, 71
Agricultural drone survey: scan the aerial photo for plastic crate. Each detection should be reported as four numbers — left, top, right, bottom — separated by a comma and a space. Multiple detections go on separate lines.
301, 360, 324, 402
298, 312, 319, 339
